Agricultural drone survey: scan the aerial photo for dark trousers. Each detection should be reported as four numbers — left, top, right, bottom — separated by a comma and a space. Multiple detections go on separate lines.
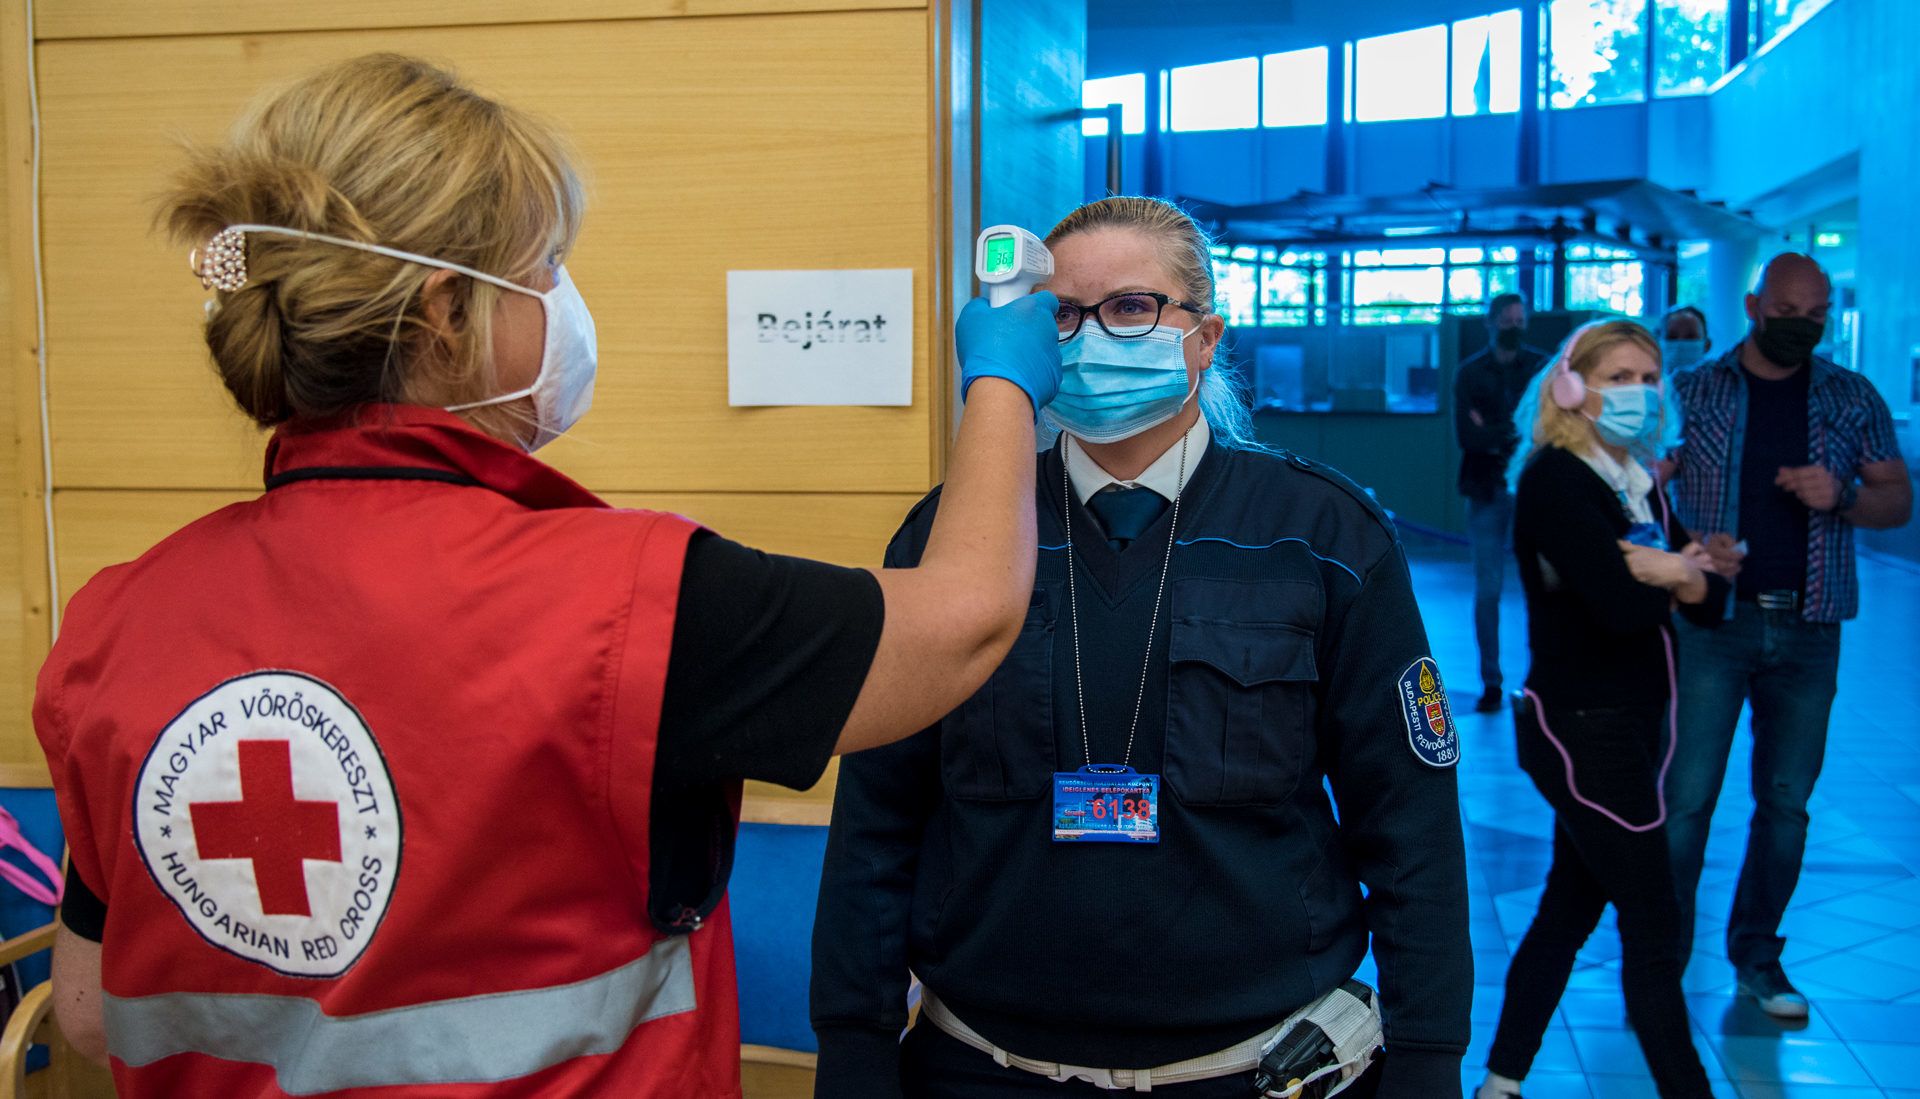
1465, 491, 1514, 692
900, 1022, 1383, 1098
1486, 698, 1711, 1099
1664, 604, 1841, 970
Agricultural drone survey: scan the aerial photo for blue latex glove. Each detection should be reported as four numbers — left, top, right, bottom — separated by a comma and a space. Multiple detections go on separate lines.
956, 292, 1062, 416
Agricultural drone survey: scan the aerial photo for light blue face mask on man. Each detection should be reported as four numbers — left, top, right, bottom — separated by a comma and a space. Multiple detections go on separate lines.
1592, 383, 1665, 455
1047, 324, 1197, 443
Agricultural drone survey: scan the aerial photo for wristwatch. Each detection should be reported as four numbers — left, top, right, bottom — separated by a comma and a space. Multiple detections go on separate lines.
1833, 479, 1859, 514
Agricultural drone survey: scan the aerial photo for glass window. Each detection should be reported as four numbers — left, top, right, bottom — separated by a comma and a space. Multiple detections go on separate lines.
1354, 24, 1448, 122
1209, 247, 1327, 328
1351, 266, 1445, 325
1260, 265, 1320, 326
1452, 10, 1523, 115
1549, 0, 1649, 108
1082, 73, 1146, 137
1567, 256, 1646, 314
1758, 0, 1830, 44
1654, 0, 1727, 95
1263, 47, 1330, 127
1170, 57, 1260, 132
1211, 248, 1260, 326
1448, 266, 1487, 306
1382, 247, 1447, 266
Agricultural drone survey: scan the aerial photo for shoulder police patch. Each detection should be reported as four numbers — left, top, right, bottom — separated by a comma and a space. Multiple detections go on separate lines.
1398, 657, 1459, 768
131, 670, 401, 978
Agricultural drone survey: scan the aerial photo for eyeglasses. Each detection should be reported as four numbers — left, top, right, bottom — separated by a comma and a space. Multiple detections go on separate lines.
1054, 291, 1209, 343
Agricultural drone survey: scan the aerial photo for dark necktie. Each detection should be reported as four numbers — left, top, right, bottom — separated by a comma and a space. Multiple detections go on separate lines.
1086, 485, 1169, 553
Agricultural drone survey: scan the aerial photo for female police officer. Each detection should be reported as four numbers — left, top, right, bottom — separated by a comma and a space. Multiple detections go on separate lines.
812, 197, 1473, 1098
37, 54, 1060, 1097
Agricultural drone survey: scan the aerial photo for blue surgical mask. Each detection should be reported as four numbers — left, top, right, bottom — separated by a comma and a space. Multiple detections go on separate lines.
1048, 324, 1197, 443
1660, 339, 1706, 372
1592, 384, 1664, 454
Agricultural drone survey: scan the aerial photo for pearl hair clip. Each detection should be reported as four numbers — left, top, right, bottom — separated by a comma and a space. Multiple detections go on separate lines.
190, 227, 248, 292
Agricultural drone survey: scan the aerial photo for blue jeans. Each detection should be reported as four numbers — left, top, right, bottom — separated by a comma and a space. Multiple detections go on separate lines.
1664, 603, 1840, 971
1466, 490, 1514, 692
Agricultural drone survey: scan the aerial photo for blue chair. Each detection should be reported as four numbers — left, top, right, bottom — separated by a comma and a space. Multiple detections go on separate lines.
732, 820, 828, 1054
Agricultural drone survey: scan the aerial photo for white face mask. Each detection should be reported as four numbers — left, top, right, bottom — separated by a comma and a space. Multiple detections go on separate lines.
442, 266, 596, 451
225, 225, 598, 451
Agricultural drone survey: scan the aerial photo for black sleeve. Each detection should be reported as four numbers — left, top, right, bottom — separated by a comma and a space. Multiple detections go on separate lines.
1453, 358, 1514, 455
1661, 487, 1731, 628
61, 865, 106, 942
1321, 543, 1472, 1096
810, 502, 942, 1099
654, 531, 884, 791
1518, 454, 1674, 636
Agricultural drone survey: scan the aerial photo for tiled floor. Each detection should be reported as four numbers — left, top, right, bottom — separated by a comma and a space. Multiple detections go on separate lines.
1396, 541, 1920, 1098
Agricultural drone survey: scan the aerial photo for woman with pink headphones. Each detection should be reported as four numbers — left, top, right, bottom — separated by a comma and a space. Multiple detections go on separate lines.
1475, 320, 1728, 1099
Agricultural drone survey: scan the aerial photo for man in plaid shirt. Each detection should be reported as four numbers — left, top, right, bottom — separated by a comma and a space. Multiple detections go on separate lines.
1665, 253, 1913, 1020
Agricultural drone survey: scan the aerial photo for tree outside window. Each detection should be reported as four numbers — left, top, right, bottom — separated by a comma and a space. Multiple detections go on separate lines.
1758, 0, 1830, 44
1654, 0, 1727, 96
1549, 0, 1649, 108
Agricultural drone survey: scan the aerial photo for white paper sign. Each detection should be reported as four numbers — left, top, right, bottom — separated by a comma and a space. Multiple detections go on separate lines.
727, 268, 914, 406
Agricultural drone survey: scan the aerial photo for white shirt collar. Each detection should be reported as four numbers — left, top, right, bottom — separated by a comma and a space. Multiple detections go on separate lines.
1577, 445, 1654, 524
1064, 417, 1211, 505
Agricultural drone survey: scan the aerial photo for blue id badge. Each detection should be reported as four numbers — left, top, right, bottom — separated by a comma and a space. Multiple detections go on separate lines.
1624, 521, 1669, 551
1052, 765, 1160, 843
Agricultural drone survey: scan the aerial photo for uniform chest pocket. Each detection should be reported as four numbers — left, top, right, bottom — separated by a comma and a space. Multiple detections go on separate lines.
940, 582, 1059, 801
1164, 582, 1320, 807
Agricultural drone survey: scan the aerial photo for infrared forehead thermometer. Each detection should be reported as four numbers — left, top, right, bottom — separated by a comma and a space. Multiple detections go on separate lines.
975, 225, 1053, 306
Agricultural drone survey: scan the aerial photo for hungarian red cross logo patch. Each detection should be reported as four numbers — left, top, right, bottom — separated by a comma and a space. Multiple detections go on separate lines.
133, 671, 402, 977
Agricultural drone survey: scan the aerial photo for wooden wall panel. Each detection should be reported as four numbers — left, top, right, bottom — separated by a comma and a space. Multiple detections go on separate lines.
37, 12, 934, 494
54, 489, 919, 613
0, 2, 50, 783
51, 491, 251, 613
606, 492, 918, 568
9, 2, 955, 810
35, 0, 923, 43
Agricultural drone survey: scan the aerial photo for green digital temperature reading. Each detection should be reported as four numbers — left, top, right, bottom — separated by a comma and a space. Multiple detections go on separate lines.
984, 235, 1017, 276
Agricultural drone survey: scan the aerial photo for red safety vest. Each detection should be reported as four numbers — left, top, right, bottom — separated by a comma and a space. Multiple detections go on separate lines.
36, 405, 743, 1097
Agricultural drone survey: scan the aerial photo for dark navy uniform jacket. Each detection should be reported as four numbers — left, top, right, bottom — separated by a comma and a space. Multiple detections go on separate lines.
812, 436, 1472, 1098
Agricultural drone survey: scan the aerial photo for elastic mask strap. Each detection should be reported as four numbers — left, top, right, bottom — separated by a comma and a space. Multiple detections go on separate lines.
443, 384, 537, 414
225, 225, 537, 299
225, 225, 550, 416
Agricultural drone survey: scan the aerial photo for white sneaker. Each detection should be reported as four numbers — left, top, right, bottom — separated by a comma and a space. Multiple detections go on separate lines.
1475, 1072, 1524, 1098
1737, 963, 1810, 1020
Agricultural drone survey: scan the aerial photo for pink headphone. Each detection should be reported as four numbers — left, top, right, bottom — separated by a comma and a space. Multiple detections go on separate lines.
1547, 321, 1611, 410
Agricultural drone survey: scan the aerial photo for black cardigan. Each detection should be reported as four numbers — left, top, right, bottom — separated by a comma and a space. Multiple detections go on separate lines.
1514, 446, 1728, 710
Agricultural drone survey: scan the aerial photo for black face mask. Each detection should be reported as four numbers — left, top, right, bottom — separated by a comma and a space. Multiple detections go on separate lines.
1494, 326, 1524, 351
1753, 315, 1824, 366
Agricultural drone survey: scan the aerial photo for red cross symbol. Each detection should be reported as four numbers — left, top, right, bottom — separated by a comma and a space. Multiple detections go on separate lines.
190, 740, 341, 917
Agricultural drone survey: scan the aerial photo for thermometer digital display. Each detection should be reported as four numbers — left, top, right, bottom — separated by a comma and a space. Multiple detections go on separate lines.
974, 225, 1052, 306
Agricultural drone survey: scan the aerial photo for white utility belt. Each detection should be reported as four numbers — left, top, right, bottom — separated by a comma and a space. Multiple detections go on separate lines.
919, 986, 1378, 1093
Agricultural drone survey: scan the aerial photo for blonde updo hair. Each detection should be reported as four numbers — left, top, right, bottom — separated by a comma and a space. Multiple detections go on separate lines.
160, 53, 585, 434
1043, 196, 1263, 450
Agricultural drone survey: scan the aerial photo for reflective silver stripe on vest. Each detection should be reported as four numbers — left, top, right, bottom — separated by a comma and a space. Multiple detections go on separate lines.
104, 935, 695, 1095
